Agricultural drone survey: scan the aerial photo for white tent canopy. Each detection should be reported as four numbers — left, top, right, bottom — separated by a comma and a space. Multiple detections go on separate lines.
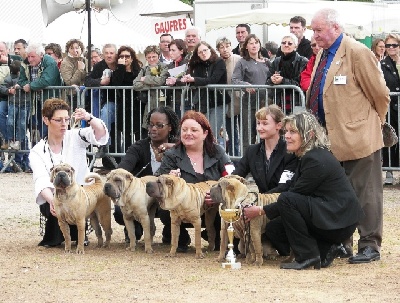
43, 10, 154, 53
140, 0, 193, 17
205, 1, 400, 39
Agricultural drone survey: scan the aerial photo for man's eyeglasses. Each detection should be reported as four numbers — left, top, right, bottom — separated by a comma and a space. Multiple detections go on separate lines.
385, 43, 399, 48
148, 123, 169, 129
51, 117, 71, 124
119, 55, 131, 59
281, 41, 293, 46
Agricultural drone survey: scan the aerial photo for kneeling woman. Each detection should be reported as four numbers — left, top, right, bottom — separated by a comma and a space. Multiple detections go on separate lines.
244, 112, 363, 269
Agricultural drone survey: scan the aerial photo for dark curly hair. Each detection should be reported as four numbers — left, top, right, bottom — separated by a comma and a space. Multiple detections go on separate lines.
177, 110, 217, 157
146, 106, 180, 143
65, 39, 85, 54
117, 45, 143, 72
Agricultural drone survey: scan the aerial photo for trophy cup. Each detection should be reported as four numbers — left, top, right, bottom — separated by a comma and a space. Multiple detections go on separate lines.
219, 205, 241, 269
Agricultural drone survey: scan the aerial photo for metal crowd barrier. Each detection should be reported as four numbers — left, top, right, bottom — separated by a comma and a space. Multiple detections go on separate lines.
0, 85, 399, 174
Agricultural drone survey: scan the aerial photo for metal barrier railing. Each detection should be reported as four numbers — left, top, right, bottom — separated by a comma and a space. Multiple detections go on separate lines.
0, 85, 399, 174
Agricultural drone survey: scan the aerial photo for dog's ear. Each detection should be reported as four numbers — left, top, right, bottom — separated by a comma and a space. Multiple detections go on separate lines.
126, 173, 133, 181
49, 168, 55, 183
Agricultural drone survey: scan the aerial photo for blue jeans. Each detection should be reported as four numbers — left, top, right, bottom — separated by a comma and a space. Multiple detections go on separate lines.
0, 100, 8, 141
208, 105, 225, 138
226, 115, 240, 157
7, 103, 30, 142
100, 101, 115, 145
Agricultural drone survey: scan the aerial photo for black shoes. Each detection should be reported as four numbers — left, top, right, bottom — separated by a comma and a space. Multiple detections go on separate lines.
177, 239, 191, 253
321, 244, 347, 268
338, 243, 353, 259
348, 246, 380, 264
280, 256, 321, 270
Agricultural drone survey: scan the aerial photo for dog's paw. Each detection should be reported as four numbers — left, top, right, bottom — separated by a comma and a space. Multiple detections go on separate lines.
217, 255, 225, 262
145, 247, 154, 254
253, 259, 263, 267
126, 246, 136, 252
195, 253, 205, 259
207, 245, 215, 252
76, 247, 85, 254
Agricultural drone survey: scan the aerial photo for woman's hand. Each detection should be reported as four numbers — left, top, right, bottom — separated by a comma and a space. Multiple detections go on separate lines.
118, 57, 126, 65
243, 205, 264, 223
181, 74, 194, 83
166, 77, 177, 86
73, 108, 89, 121
271, 73, 283, 85
77, 60, 85, 70
169, 168, 181, 177
49, 201, 57, 217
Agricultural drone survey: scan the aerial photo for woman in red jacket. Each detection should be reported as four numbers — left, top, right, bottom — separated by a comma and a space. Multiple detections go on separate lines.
300, 37, 321, 92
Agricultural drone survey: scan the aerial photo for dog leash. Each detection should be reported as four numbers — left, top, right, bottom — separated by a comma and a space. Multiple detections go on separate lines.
135, 162, 151, 177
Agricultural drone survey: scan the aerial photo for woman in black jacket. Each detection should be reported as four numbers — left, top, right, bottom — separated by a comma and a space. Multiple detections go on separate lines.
267, 34, 308, 114
244, 112, 363, 270
116, 106, 180, 243
380, 33, 400, 184
181, 41, 231, 136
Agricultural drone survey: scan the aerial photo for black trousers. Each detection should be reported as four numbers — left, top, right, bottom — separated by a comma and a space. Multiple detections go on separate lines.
157, 208, 221, 248
113, 205, 143, 241
39, 203, 78, 246
277, 192, 358, 262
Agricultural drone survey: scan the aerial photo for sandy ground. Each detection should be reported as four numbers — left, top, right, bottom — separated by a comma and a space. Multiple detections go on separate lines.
0, 172, 399, 303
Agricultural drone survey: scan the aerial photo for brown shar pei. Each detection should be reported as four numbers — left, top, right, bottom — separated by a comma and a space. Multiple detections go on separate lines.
146, 175, 218, 259
50, 163, 112, 254
210, 175, 280, 266
104, 169, 158, 253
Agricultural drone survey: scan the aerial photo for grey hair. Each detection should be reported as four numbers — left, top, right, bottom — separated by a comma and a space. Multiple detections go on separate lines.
282, 111, 330, 157
185, 26, 202, 39
26, 43, 45, 56
216, 36, 232, 49
314, 8, 344, 30
282, 33, 298, 46
102, 43, 117, 53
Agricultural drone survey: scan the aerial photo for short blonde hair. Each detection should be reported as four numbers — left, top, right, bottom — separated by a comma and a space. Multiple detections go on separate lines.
255, 104, 284, 123
282, 111, 330, 157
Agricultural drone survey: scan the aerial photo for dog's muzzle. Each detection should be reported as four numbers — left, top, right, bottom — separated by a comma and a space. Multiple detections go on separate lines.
53, 171, 72, 188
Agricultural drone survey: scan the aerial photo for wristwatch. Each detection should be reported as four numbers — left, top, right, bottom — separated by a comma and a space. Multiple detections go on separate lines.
87, 115, 94, 123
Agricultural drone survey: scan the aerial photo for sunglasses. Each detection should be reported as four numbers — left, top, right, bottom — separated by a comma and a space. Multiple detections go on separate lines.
311, 43, 317, 48
385, 43, 399, 48
119, 54, 131, 59
281, 41, 293, 46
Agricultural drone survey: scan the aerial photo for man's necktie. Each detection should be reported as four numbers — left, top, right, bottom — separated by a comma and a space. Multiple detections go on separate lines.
309, 50, 328, 115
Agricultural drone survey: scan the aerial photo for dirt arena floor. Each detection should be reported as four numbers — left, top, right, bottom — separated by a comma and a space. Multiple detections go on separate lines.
0, 172, 399, 303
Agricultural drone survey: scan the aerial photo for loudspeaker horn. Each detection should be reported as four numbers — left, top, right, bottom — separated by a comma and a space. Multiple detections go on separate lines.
92, 0, 137, 22
42, 0, 85, 26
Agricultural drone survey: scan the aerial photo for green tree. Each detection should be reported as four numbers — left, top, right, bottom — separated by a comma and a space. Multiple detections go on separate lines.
180, 0, 194, 5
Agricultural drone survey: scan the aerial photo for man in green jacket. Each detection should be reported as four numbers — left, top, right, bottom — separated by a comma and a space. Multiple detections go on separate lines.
17, 43, 62, 141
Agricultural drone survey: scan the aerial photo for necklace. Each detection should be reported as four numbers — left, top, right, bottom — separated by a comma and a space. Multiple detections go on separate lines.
187, 155, 198, 167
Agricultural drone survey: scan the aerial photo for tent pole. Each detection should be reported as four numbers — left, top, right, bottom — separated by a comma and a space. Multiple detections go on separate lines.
86, 0, 92, 72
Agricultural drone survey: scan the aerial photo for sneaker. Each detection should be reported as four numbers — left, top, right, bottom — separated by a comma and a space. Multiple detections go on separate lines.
384, 171, 394, 185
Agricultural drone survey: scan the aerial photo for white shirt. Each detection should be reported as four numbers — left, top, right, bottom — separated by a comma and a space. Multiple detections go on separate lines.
29, 126, 109, 205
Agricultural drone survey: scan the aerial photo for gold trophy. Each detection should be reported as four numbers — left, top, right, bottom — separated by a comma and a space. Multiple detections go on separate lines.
219, 205, 241, 269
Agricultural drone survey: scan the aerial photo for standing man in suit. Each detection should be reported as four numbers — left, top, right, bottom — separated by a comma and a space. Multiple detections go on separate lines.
308, 8, 390, 264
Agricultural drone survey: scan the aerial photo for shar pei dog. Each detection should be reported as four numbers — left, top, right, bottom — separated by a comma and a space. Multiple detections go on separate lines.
104, 168, 158, 253
210, 175, 280, 266
50, 163, 112, 254
146, 174, 218, 259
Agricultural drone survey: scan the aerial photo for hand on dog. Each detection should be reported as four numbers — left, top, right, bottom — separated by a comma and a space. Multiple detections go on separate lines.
169, 168, 181, 177
243, 205, 262, 223
49, 201, 57, 217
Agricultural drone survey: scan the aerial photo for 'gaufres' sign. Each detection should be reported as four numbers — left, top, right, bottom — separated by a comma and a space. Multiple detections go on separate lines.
154, 16, 188, 36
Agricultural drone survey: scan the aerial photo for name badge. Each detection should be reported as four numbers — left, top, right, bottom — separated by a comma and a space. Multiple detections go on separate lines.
334, 75, 347, 85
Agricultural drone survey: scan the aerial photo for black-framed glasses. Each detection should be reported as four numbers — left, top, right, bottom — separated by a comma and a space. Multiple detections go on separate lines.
148, 123, 169, 129
311, 43, 317, 48
281, 41, 293, 46
51, 117, 71, 124
119, 54, 131, 59
385, 43, 399, 48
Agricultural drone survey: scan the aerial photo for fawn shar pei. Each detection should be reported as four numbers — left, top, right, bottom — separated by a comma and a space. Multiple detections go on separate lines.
50, 163, 112, 254
104, 168, 158, 253
146, 174, 218, 259
210, 175, 280, 266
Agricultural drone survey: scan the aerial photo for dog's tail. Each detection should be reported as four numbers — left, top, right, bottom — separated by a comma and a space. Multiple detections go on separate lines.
85, 173, 103, 185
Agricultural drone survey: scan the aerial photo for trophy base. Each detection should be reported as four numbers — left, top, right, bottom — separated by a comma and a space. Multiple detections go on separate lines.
221, 262, 241, 269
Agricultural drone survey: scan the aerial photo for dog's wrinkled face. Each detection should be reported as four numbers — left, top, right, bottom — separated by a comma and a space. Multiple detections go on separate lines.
104, 168, 133, 203
146, 175, 182, 210
210, 176, 249, 210
50, 163, 75, 189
